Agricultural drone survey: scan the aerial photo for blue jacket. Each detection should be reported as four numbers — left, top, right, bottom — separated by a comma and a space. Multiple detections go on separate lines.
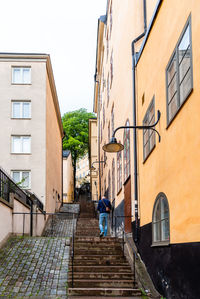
97, 198, 112, 214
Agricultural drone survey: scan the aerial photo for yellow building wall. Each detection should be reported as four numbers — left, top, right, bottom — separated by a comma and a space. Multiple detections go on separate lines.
97, 0, 159, 211
89, 119, 98, 201
136, 0, 200, 243
63, 154, 74, 203
46, 73, 62, 213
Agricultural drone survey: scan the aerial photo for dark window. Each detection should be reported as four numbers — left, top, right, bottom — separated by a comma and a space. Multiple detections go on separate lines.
117, 147, 122, 192
111, 105, 114, 135
112, 158, 115, 201
103, 104, 105, 128
108, 122, 110, 143
143, 97, 155, 161
152, 193, 170, 245
123, 119, 130, 181
108, 170, 111, 200
107, 74, 110, 104
166, 16, 193, 125
110, 50, 113, 88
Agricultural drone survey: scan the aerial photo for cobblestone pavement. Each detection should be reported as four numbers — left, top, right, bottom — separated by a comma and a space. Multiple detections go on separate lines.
0, 208, 79, 298
0, 237, 70, 298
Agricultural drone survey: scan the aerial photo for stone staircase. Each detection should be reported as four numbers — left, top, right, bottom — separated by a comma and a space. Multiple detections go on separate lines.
68, 197, 142, 297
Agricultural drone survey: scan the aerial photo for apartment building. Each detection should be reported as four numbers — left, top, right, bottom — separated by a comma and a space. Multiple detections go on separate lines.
63, 150, 74, 203
0, 53, 64, 213
76, 154, 90, 188
93, 0, 200, 298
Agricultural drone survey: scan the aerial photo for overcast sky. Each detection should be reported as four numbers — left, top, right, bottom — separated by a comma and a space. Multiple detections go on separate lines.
0, 0, 107, 115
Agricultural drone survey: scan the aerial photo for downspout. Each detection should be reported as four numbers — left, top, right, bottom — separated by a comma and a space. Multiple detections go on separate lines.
131, 0, 147, 243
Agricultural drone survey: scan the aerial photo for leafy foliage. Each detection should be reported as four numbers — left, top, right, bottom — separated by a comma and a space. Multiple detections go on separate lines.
62, 108, 95, 166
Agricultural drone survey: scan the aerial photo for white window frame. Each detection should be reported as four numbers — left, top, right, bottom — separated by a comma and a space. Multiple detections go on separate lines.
12, 67, 31, 84
11, 135, 31, 154
11, 170, 31, 189
11, 101, 31, 119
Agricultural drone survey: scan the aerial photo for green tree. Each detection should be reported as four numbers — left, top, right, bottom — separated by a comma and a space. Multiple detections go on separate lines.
62, 108, 95, 198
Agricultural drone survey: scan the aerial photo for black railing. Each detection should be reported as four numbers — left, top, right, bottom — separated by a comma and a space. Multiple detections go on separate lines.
113, 215, 138, 287
0, 168, 31, 207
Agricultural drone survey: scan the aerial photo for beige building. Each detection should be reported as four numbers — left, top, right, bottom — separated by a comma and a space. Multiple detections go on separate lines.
76, 154, 89, 188
88, 118, 98, 201
63, 150, 74, 203
0, 53, 63, 213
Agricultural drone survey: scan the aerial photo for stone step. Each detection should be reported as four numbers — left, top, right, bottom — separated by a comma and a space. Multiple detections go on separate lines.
73, 245, 122, 250
74, 236, 118, 242
70, 265, 132, 273
72, 255, 126, 261
69, 260, 129, 266
68, 287, 142, 297
68, 280, 135, 288
68, 272, 134, 280
74, 250, 123, 255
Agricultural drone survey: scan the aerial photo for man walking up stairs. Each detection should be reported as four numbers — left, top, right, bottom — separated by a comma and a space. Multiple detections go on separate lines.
68, 197, 143, 297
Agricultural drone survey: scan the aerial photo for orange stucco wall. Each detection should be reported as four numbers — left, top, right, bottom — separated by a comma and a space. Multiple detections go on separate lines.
136, 0, 200, 243
46, 73, 62, 213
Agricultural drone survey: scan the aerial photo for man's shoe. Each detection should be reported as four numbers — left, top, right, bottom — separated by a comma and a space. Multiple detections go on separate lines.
100, 232, 104, 237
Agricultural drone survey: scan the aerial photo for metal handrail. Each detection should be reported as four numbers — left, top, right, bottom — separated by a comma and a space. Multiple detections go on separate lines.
71, 213, 75, 288
113, 215, 138, 287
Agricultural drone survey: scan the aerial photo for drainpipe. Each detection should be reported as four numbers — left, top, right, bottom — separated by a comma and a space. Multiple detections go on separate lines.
131, 0, 147, 243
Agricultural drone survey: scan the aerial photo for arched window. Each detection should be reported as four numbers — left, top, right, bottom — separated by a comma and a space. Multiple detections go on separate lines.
112, 159, 115, 201
152, 193, 170, 245
117, 147, 122, 192
124, 119, 130, 181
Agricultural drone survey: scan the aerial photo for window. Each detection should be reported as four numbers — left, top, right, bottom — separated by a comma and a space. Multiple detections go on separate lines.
152, 193, 170, 245
103, 104, 105, 128
166, 17, 192, 124
117, 147, 122, 192
143, 98, 155, 161
111, 105, 114, 135
107, 74, 110, 105
124, 120, 130, 181
11, 136, 31, 154
100, 122, 103, 143
12, 67, 31, 84
108, 122, 110, 143
110, 50, 113, 87
112, 158, 115, 201
108, 170, 111, 200
12, 101, 31, 118
11, 170, 31, 189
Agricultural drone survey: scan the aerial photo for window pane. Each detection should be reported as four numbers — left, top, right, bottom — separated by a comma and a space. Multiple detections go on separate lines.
178, 26, 190, 54
12, 137, 21, 153
23, 68, 31, 83
22, 103, 30, 118
13, 68, 21, 83
22, 172, 30, 188
12, 171, 20, 183
12, 102, 21, 118
161, 197, 169, 220
168, 94, 178, 121
153, 223, 160, 242
22, 137, 31, 153
161, 218, 170, 241
167, 54, 176, 83
153, 200, 160, 222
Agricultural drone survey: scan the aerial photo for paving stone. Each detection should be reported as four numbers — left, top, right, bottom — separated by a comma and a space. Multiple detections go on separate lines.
0, 211, 75, 298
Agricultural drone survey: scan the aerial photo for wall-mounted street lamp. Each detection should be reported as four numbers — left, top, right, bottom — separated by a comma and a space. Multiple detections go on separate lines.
90, 159, 107, 171
102, 110, 161, 243
103, 110, 161, 153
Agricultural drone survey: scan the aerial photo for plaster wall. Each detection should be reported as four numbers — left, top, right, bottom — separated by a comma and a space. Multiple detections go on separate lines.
63, 154, 74, 203
136, 0, 200, 243
46, 74, 62, 212
0, 201, 12, 243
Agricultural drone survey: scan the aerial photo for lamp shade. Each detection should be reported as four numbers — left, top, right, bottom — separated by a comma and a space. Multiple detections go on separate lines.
102, 137, 124, 153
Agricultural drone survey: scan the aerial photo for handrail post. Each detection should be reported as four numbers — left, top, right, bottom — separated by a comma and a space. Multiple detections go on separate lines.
115, 216, 116, 237
72, 213, 74, 288
23, 214, 25, 237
